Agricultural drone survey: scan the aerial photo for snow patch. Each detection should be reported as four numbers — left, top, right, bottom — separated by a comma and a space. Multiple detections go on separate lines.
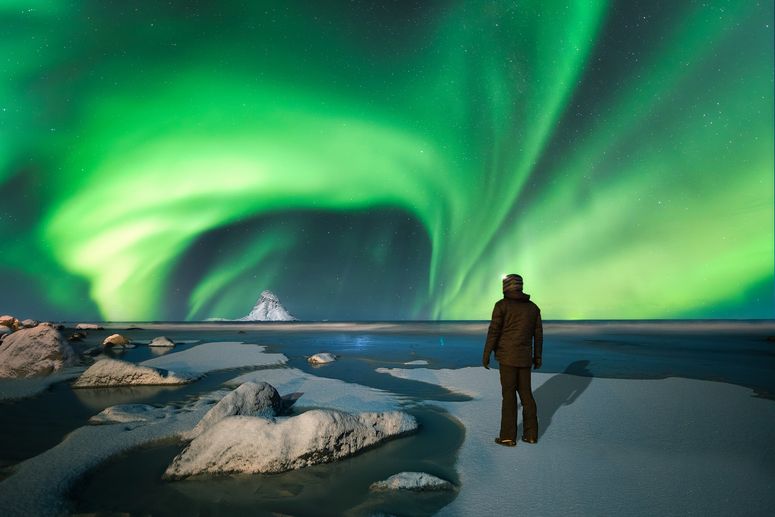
141, 342, 287, 375
75, 323, 103, 330
228, 368, 404, 413
403, 360, 429, 366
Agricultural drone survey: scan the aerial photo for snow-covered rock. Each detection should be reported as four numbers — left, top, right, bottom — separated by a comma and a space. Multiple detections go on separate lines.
370, 472, 456, 492
20, 319, 39, 328
0, 323, 77, 378
149, 336, 175, 347
307, 352, 336, 365
188, 382, 282, 439
237, 290, 296, 321
75, 323, 103, 330
101, 333, 132, 348
164, 409, 417, 479
72, 358, 196, 388
89, 404, 174, 424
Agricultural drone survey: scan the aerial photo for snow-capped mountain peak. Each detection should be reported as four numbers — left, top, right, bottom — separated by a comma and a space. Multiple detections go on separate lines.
238, 290, 296, 321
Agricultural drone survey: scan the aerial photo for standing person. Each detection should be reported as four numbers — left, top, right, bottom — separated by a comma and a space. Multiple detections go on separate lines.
482, 273, 543, 446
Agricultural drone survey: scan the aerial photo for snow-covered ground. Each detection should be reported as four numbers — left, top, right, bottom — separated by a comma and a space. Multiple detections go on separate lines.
141, 341, 287, 374
2, 336, 774, 516
228, 367, 406, 412
376, 366, 775, 516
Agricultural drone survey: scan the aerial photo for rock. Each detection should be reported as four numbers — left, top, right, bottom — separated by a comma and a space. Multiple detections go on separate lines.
102, 333, 131, 348
149, 336, 175, 348
370, 472, 456, 492
89, 404, 177, 424
0, 315, 21, 331
72, 358, 196, 388
0, 323, 77, 378
308, 353, 336, 365
75, 323, 104, 330
68, 332, 87, 342
0, 326, 12, 337
163, 409, 417, 479
52, 323, 65, 330
188, 382, 282, 438
20, 319, 39, 328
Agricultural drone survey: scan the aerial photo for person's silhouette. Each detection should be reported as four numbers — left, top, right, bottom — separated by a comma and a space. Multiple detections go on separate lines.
482, 273, 543, 446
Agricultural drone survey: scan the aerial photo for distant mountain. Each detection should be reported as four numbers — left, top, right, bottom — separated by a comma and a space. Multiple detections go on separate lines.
237, 290, 297, 322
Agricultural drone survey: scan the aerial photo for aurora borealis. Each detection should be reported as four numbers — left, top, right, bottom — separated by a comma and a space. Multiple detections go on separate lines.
1, 1, 772, 321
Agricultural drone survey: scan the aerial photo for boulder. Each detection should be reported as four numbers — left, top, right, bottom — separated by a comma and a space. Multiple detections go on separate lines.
164, 409, 417, 479
308, 353, 336, 365
68, 332, 87, 342
20, 319, 39, 328
370, 472, 456, 492
188, 382, 282, 438
149, 336, 175, 348
0, 323, 77, 378
0, 315, 20, 331
72, 358, 196, 388
102, 333, 131, 348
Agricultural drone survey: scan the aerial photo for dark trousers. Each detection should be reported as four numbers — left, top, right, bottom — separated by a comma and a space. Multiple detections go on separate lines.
499, 365, 538, 441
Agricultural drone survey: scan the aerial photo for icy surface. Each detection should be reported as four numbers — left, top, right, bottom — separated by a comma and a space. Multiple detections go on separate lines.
377, 367, 775, 516
72, 358, 196, 387
141, 342, 287, 375
370, 471, 455, 492
0, 323, 76, 378
228, 368, 405, 413
164, 409, 418, 479
403, 360, 429, 366
308, 352, 336, 364
237, 290, 296, 321
188, 381, 282, 439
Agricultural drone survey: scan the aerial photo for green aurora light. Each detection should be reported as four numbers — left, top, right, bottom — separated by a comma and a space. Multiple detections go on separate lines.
1, 0, 772, 321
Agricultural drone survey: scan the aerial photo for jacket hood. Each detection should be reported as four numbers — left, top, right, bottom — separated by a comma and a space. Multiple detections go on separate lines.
504, 291, 530, 301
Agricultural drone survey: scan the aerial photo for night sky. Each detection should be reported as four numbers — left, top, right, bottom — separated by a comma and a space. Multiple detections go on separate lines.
1, 1, 772, 321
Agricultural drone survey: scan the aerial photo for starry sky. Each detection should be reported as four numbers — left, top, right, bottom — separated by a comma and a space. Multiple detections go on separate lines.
1, 0, 772, 321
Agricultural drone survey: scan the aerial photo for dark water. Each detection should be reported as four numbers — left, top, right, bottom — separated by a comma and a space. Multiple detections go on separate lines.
72, 406, 462, 517
1, 320, 774, 514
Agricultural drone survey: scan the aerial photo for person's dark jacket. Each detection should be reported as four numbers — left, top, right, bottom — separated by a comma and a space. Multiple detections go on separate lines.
482, 291, 543, 368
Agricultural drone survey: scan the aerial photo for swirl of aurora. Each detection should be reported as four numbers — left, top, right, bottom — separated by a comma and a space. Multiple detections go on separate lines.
0, 0, 772, 321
